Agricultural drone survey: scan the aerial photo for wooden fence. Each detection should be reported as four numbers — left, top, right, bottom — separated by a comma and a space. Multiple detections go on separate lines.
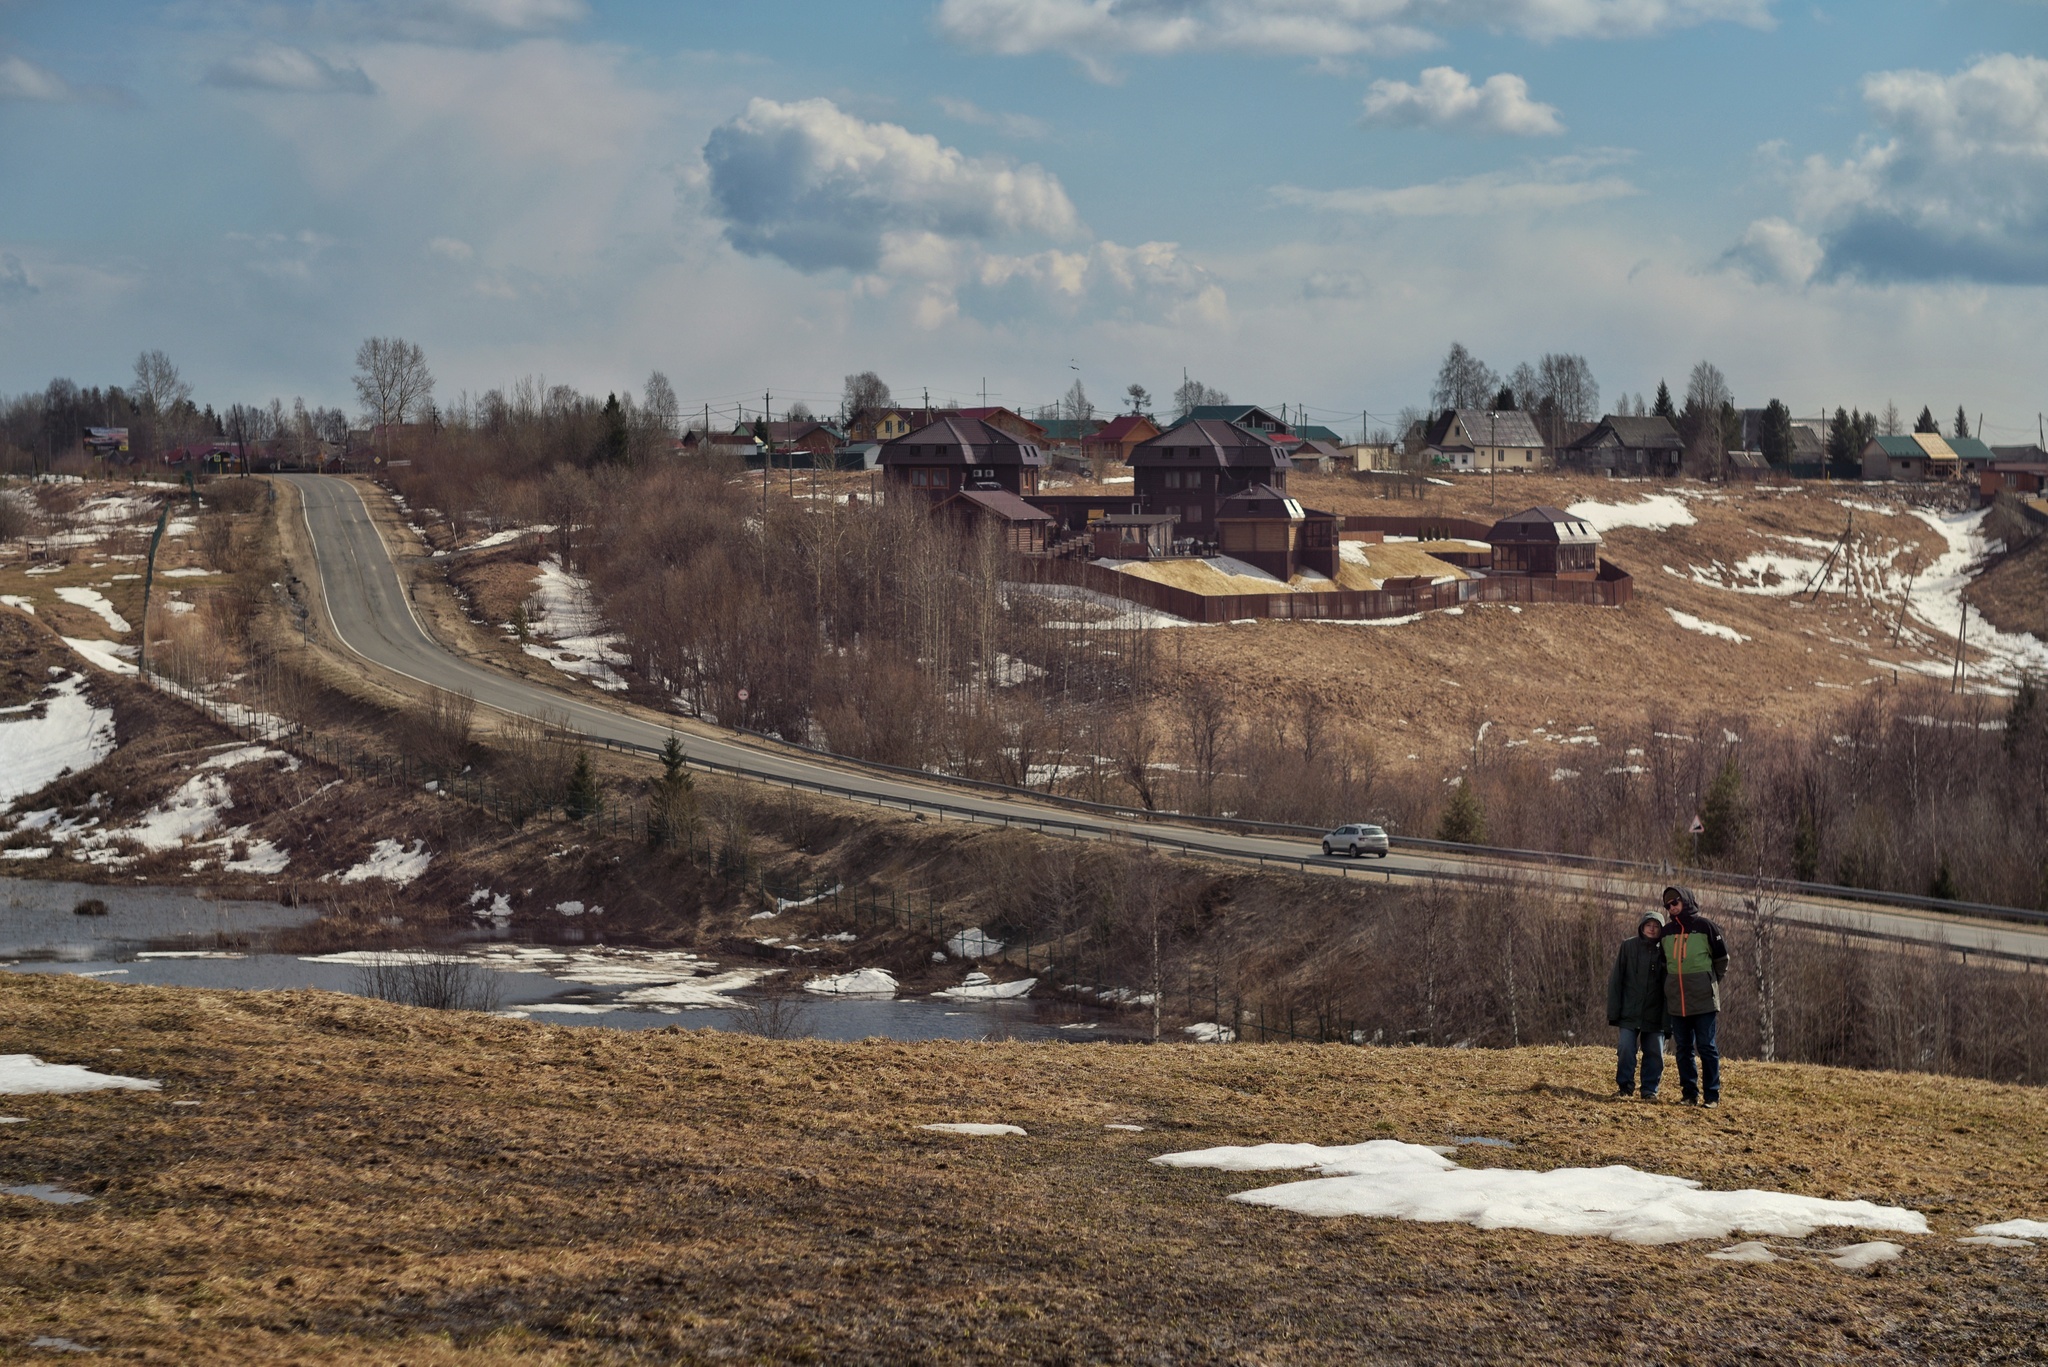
1014, 555, 1630, 623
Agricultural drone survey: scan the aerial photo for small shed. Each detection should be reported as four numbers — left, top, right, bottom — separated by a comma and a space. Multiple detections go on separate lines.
935, 487, 1055, 553
1091, 513, 1178, 560
1486, 506, 1601, 576
1213, 484, 1341, 580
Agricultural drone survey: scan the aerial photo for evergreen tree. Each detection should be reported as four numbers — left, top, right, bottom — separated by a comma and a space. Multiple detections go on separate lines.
2005, 674, 2040, 758
1492, 385, 1517, 412
596, 393, 629, 464
1929, 855, 1959, 902
563, 750, 599, 821
647, 734, 698, 850
1758, 399, 1795, 466
1914, 405, 1939, 434
1652, 381, 1676, 421
1698, 756, 1747, 861
1953, 405, 1971, 439
1435, 779, 1486, 844
1791, 806, 1819, 883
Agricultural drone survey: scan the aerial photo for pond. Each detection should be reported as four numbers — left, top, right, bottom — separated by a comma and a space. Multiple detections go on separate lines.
0, 878, 1130, 1044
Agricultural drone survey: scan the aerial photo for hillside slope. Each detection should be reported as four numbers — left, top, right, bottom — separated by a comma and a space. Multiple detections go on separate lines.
4, 974, 2045, 1363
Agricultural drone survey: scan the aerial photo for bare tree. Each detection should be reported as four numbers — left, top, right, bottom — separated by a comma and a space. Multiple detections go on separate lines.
353, 337, 435, 433
1062, 378, 1093, 425
132, 349, 191, 413
1537, 353, 1600, 424
1171, 377, 1227, 422
1430, 342, 1497, 412
643, 371, 680, 435
842, 370, 892, 424
1126, 383, 1151, 414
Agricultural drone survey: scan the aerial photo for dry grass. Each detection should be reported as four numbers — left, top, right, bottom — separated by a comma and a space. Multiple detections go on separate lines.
4, 972, 2047, 1363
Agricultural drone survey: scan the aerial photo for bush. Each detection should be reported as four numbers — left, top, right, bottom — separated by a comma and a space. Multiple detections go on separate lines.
563, 750, 599, 821
353, 954, 501, 1012
1435, 779, 1485, 845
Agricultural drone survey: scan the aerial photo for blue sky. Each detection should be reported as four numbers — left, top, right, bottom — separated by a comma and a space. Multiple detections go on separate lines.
2, 0, 2045, 442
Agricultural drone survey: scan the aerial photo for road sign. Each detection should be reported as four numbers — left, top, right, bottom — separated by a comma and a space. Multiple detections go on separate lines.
737, 688, 749, 702
1688, 815, 1705, 835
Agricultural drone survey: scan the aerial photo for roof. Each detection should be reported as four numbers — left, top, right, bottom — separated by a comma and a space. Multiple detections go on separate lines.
1131, 419, 1292, 471
1181, 405, 1287, 431
763, 420, 845, 443
1216, 484, 1308, 520
1034, 418, 1102, 441
1294, 439, 1345, 459
1992, 445, 2048, 462
1097, 513, 1178, 527
1088, 414, 1158, 444
880, 415, 1046, 467
1566, 415, 1683, 451
1425, 409, 1545, 449
1726, 449, 1770, 470
1869, 433, 1981, 462
1487, 506, 1601, 544
942, 488, 1054, 522
1293, 424, 1344, 444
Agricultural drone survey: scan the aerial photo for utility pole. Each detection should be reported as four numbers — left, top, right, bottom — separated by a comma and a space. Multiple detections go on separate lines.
1489, 409, 1497, 507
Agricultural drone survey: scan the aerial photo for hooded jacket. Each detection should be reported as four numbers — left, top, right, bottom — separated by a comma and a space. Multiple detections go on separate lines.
1607, 914, 1667, 1032
1660, 886, 1728, 1017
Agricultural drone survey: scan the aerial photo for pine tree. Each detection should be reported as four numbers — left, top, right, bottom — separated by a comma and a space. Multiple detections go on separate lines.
1435, 779, 1486, 844
1791, 806, 1819, 883
596, 393, 629, 464
563, 750, 599, 821
1953, 405, 1971, 439
1758, 399, 1794, 465
1652, 381, 1676, 421
1914, 405, 1939, 434
1492, 385, 1517, 412
1929, 855, 1959, 902
647, 735, 698, 850
1698, 756, 1747, 861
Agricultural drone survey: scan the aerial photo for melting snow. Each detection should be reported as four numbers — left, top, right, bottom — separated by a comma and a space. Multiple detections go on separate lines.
1974, 1218, 2048, 1240
61, 637, 137, 675
1184, 1022, 1237, 1043
0, 672, 115, 807
0, 594, 32, 613
933, 970, 1036, 1000
804, 967, 899, 997
1666, 608, 1751, 644
0, 1055, 160, 1095
920, 1123, 1026, 1136
1565, 496, 1696, 533
53, 586, 130, 633
521, 557, 630, 691
945, 927, 1003, 959
1151, 1139, 1929, 1246
337, 839, 432, 886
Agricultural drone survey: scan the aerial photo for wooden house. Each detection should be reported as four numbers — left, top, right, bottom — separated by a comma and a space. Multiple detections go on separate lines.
881, 415, 1047, 502
935, 488, 1055, 552
1082, 414, 1159, 465
1213, 484, 1341, 580
1127, 419, 1293, 539
1485, 507, 1601, 577
1422, 409, 1546, 472
1090, 513, 1178, 560
954, 407, 1049, 444
1561, 415, 1683, 475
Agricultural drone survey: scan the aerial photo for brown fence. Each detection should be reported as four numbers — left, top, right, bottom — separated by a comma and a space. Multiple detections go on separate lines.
1014, 555, 1630, 623
1342, 514, 1498, 541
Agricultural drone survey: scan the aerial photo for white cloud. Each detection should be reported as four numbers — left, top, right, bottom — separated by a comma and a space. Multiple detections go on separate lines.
936, 0, 1772, 74
226, 229, 336, 281
934, 95, 1051, 140
1721, 216, 1820, 285
0, 54, 78, 102
205, 44, 374, 94
299, 0, 588, 41
1362, 67, 1563, 136
0, 253, 35, 303
702, 97, 1081, 273
1277, 163, 1634, 216
428, 236, 475, 261
1748, 53, 2048, 285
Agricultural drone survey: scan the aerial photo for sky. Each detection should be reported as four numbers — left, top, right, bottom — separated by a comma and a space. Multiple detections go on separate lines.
1, 0, 2045, 442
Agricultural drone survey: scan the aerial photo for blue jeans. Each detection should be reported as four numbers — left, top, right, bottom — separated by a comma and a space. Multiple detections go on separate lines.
1617, 1028, 1663, 1096
1669, 1012, 1721, 1102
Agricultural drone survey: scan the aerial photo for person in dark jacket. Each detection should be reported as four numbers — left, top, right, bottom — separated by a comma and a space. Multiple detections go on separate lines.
1607, 910, 1667, 1099
1660, 885, 1729, 1106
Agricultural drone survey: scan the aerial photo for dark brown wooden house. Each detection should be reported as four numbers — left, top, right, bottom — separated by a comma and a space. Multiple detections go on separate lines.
1213, 484, 1340, 580
881, 415, 1047, 502
1128, 419, 1293, 538
1486, 506, 1601, 576
936, 488, 1055, 552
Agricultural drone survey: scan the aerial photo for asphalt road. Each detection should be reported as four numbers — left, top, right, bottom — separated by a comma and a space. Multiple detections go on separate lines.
283, 473, 2048, 962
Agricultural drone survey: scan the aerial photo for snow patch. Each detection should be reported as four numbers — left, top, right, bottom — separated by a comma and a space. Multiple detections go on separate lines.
804, 967, 898, 997
1565, 496, 1695, 533
522, 557, 630, 691
60, 637, 137, 675
0, 594, 33, 613
337, 839, 432, 886
933, 970, 1035, 1000
920, 1122, 1025, 1136
0, 672, 115, 807
945, 927, 1002, 959
53, 586, 130, 633
1974, 1218, 2048, 1240
1666, 608, 1751, 644
0, 1054, 160, 1095
1152, 1139, 1929, 1246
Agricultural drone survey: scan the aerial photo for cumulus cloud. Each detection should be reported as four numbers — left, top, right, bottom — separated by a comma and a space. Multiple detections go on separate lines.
1362, 67, 1563, 136
934, 95, 1050, 139
936, 0, 1772, 74
1779, 53, 2048, 284
1720, 216, 1820, 285
1277, 160, 1634, 216
0, 54, 79, 102
702, 97, 1080, 273
205, 44, 374, 94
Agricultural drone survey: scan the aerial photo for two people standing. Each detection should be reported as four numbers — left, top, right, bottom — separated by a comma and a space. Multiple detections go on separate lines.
1605, 884, 1729, 1106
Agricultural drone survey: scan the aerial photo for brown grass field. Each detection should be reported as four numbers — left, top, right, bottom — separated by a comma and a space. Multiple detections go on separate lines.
4, 972, 2047, 1363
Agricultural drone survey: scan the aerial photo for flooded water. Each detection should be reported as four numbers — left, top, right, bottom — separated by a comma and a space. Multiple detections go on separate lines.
0, 878, 1125, 1043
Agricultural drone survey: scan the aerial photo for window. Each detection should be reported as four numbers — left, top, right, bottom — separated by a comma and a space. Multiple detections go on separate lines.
1164, 470, 1180, 489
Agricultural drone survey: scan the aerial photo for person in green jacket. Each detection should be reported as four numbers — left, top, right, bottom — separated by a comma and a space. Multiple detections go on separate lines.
1661, 886, 1729, 1107
1606, 910, 1667, 1100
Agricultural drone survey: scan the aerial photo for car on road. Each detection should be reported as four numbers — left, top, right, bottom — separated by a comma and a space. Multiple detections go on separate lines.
1321, 824, 1390, 858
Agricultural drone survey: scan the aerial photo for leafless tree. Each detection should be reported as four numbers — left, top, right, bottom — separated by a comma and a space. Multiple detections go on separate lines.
842, 370, 892, 424
1062, 378, 1093, 424
132, 349, 191, 413
1172, 377, 1227, 422
353, 336, 435, 432
643, 371, 680, 436
1430, 342, 1497, 411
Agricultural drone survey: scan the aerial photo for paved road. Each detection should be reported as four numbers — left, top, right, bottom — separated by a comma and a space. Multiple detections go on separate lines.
283, 473, 2048, 962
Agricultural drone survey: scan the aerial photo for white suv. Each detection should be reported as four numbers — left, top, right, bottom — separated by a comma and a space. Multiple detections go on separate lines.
1321, 824, 1390, 858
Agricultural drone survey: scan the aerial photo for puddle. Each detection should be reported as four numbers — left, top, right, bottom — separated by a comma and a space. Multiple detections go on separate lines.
0, 876, 317, 960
